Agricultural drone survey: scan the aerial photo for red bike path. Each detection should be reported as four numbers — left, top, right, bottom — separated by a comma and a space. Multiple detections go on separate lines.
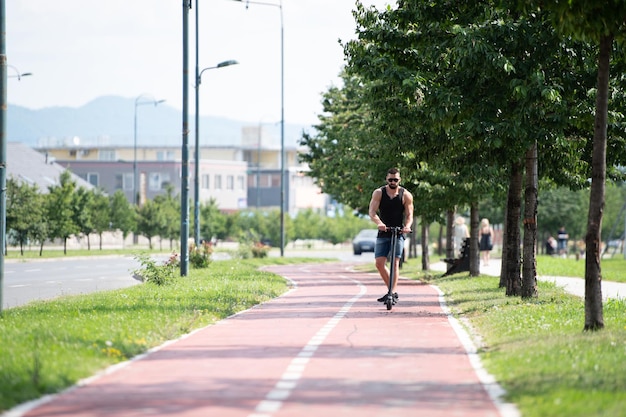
11, 262, 519, 417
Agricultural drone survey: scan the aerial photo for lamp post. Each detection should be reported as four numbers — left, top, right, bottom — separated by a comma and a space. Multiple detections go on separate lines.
182, 0, 191, 277
133, 94, 165, 206
233, 0, 285, 256
7, 65, 32, 80
193, 60, 238, 246
1, 61, 32, 312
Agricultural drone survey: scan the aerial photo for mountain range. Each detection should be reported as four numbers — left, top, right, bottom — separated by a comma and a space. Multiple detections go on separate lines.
7, 95, 312, 149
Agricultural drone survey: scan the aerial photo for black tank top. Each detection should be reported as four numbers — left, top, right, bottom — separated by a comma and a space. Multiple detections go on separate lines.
377, 186, 404, 238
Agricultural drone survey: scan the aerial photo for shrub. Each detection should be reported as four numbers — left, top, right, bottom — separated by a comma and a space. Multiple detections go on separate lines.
189, 241, 214, 268
251, 242, 270, 258
132, 252, 178, 285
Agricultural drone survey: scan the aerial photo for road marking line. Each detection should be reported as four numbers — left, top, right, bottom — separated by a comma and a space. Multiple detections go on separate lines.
247, 276, 367, 417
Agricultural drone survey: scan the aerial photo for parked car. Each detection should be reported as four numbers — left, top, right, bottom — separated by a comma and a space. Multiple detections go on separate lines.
352, 229, 378, 255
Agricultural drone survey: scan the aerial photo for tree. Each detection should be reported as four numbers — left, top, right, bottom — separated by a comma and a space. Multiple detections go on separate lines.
5, 178, 44, 255
522, 0, 626, 330
91, 189, 111, 250
136, 200, 164, 250
46, 171, 79, 254
152, 185, 180, 250
72, 187, 95, 250
110, 190, 136, 247
199, 198, 227, 242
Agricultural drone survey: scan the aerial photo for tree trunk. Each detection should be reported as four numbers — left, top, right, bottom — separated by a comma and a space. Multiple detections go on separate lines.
499, 195, 508, 288
505, 160, 523, 296
421, 218, 430, 271
446, 209, 454, 261
469, 202, 480, 276
437, 224, 443, 257
584, 35, 611, 331
409, 214, 418, 259
522, 142, 538, 298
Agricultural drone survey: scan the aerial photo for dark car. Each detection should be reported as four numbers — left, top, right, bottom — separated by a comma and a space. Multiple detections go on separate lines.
352, 229, 378, 255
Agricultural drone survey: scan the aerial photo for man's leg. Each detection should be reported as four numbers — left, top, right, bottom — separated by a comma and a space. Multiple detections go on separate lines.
375, 256, 390, 287
390, 256, 401, 292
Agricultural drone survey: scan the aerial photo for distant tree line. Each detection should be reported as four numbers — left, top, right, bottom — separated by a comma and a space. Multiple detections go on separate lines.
5, 170, 372, 256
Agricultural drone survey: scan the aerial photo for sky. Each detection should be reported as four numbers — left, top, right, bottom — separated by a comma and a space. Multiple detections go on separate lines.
6, 0, 394, 127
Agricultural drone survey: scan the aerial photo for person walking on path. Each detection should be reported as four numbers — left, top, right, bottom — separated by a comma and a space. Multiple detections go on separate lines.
557, 226, 569, 257
479, 218, 494, 266
368, 167, 413, 304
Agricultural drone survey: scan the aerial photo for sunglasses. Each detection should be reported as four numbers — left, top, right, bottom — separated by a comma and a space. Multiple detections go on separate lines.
387, 178, 400, 182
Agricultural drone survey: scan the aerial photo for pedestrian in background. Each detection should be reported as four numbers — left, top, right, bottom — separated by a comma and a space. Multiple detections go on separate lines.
479, 218, 494, 266
453, 216, 469, 257
557, 226, 569, 257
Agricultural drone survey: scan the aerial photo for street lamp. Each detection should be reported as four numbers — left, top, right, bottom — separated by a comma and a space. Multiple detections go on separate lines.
1, 59, 33, 313
194, 59, 239, 246
7, 65, 32, 80
133, 94, 165, 206
233, 0, 285, 256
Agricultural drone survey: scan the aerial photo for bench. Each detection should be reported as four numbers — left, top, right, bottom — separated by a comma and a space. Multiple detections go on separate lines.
441, 237, 470, 277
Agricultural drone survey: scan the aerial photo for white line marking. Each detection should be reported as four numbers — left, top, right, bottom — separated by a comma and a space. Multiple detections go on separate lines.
247, 276, 367, 417
431, 285, 521, 417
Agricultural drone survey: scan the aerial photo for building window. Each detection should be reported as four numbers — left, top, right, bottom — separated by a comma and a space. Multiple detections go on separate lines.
202, 174, 210, 189
156, 150, 175, 161
148, 172, 171, 191
87, 172, 99, 187
271, 173, 280, 187
214, 174, 222, 190
237, 175, 245, 190
226, 175, 234, 190
98, 149, 116, 161
117, 173, 134, 190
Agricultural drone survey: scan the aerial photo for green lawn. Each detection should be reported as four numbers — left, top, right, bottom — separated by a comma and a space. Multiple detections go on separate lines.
400, 259, 626, 417
537, 254, 626, 283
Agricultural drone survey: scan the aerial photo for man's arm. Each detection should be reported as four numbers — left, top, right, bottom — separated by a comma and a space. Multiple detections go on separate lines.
403, 190, 414, 233
369, 188, 386, 231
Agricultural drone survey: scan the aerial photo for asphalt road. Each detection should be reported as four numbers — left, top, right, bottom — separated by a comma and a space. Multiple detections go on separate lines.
2, 256, 142, 310
1, 248, 365, 310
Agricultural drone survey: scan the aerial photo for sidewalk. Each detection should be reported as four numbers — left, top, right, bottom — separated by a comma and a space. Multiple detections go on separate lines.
431, 258, 626, 300
6, 262, 519, 417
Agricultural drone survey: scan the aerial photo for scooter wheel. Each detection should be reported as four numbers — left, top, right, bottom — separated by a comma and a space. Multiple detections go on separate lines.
386, 297, 393, 310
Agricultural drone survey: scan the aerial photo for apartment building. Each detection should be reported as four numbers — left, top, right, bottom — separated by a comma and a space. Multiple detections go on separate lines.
38, 131, 328, 214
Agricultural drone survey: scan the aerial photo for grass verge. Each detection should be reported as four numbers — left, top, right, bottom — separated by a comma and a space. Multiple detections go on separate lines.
536, 254, 626, 283
0, 257, 320, 412
400, 260, 626, 417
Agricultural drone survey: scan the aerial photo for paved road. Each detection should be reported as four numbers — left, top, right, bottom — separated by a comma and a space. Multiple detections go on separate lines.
8, 262, 519, 417
2, 256, 142, 309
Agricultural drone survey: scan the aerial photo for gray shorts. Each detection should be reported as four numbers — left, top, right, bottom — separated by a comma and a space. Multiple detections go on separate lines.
375, 235, 405, 259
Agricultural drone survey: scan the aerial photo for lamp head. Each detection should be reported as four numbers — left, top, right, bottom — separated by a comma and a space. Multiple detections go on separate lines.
217, 60, 239, 68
